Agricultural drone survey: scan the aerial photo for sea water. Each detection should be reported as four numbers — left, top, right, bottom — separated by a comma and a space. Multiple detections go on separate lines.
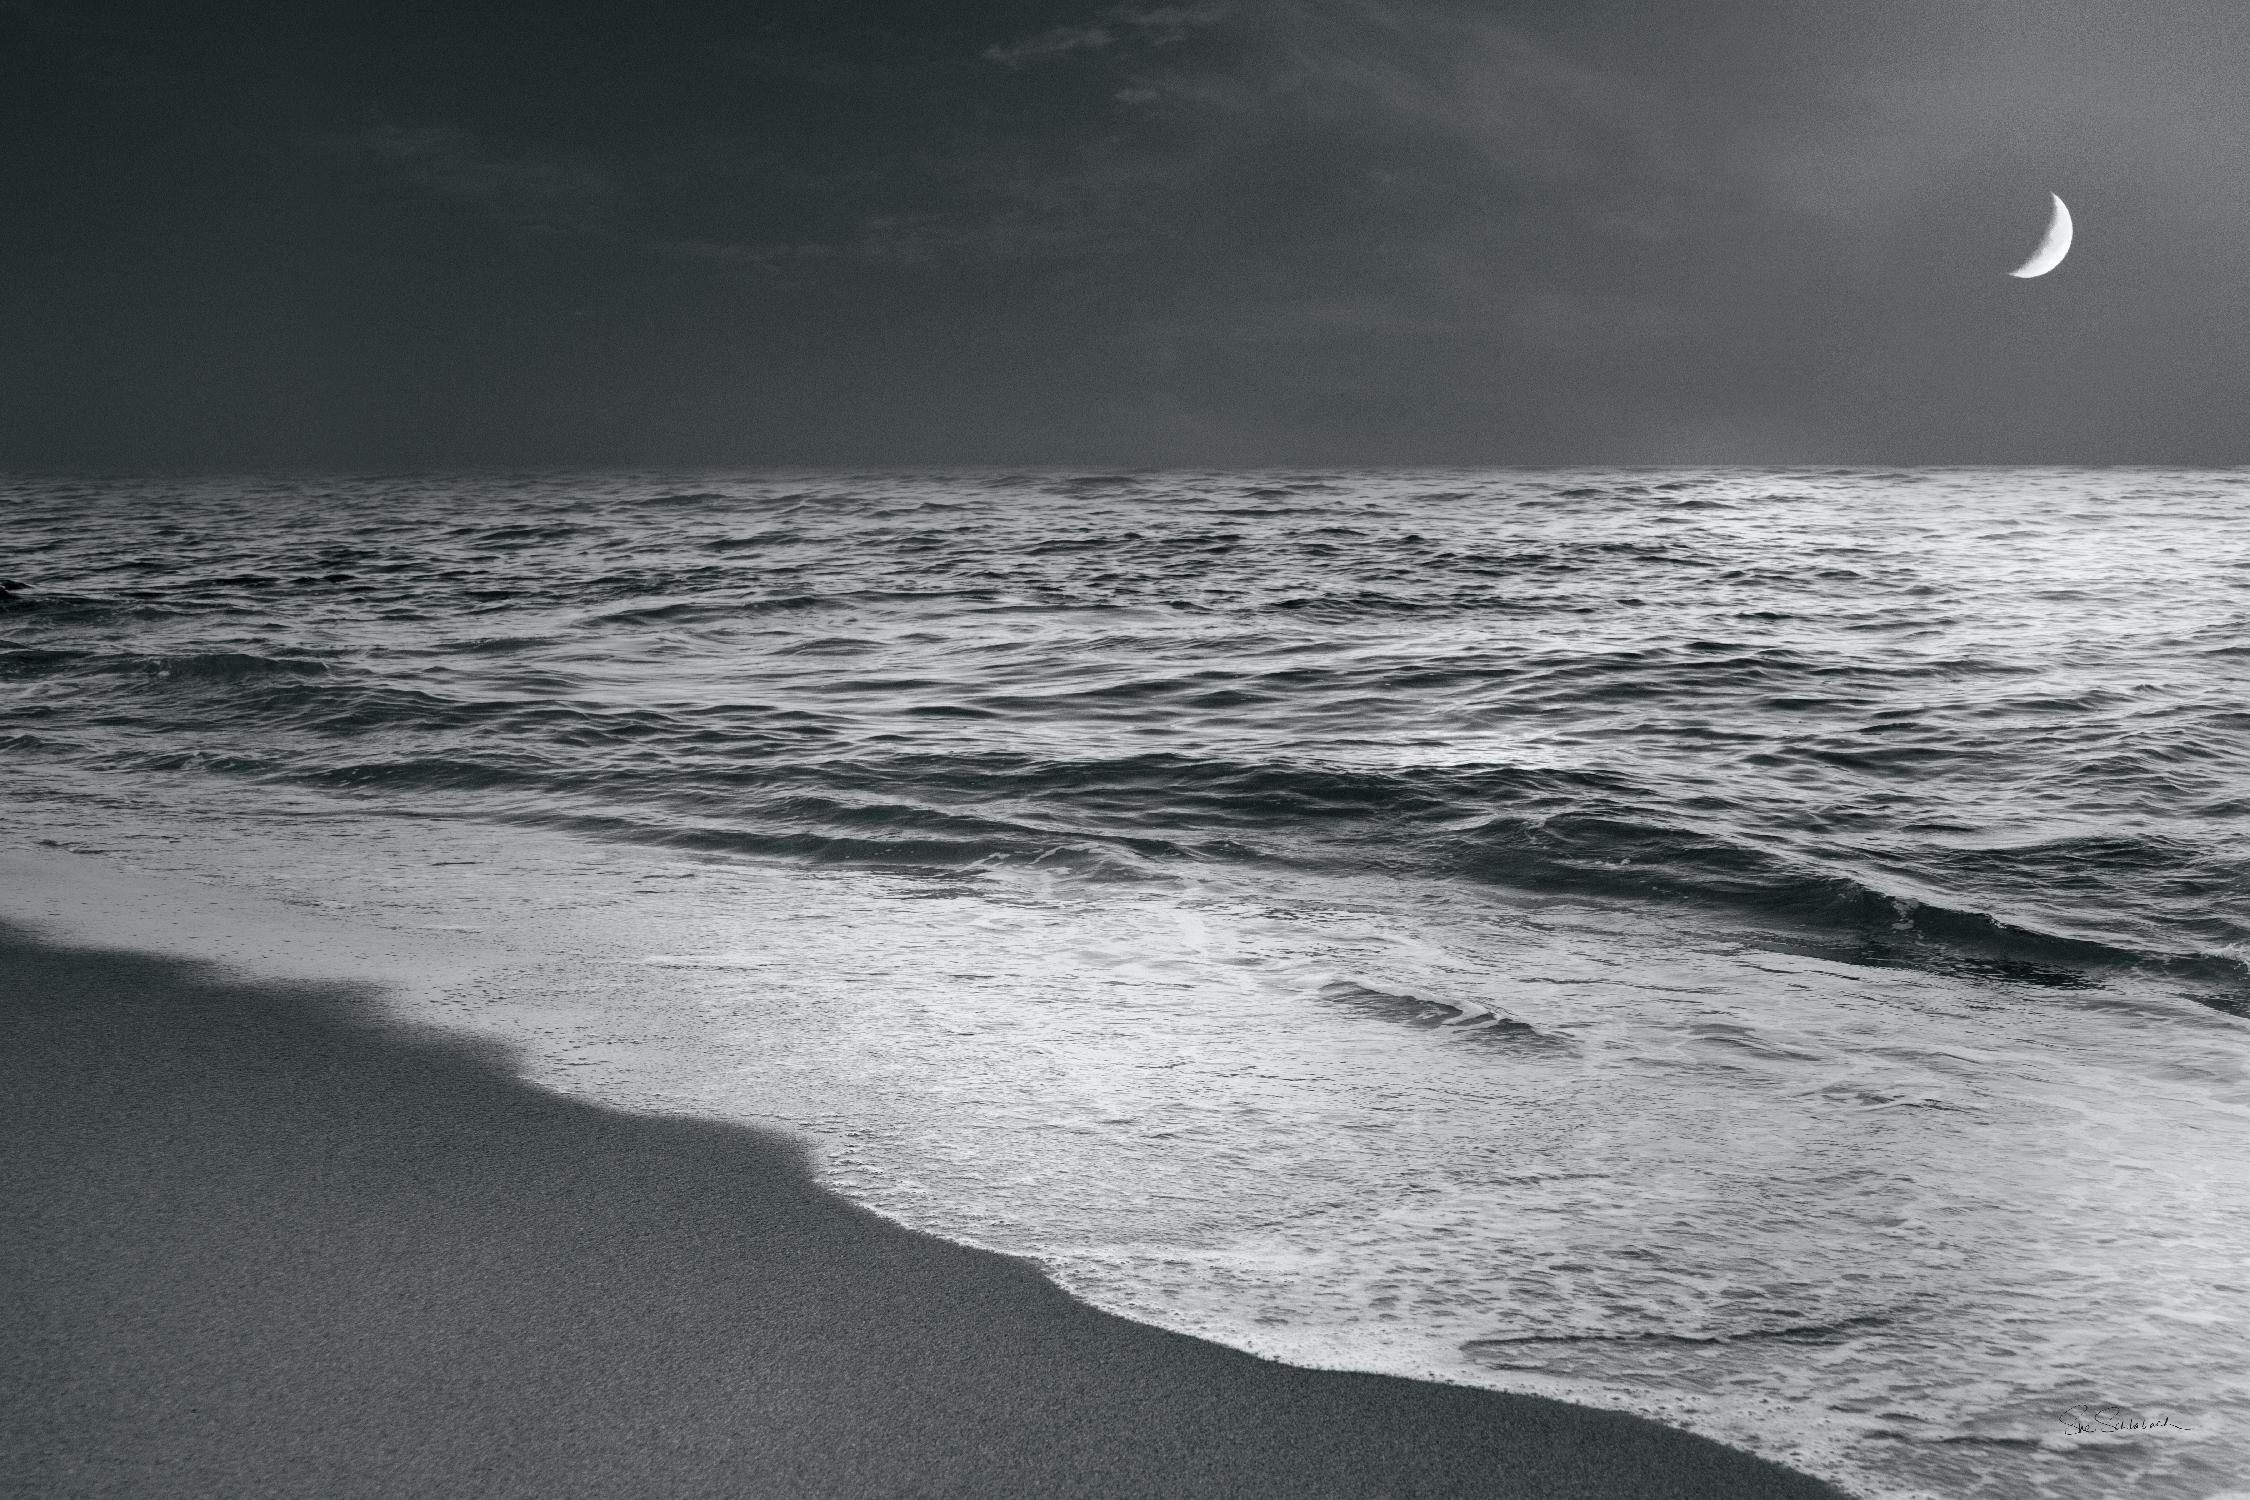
3, 469, 2245, 1500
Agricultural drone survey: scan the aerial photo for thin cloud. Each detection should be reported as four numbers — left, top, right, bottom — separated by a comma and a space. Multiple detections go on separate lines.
358, 0, 1720, 362
363, 122, 618, 238
984, 5, 1229, 68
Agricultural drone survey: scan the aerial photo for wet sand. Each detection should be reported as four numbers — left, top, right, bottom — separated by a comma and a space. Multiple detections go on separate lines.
1, 920, 1850, 1498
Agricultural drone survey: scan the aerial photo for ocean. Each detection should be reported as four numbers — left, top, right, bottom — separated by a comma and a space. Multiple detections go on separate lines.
3, 468, 2244, 1500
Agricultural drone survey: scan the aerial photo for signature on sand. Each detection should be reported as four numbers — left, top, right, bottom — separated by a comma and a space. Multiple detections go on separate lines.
2058, 1404, 2191, 1436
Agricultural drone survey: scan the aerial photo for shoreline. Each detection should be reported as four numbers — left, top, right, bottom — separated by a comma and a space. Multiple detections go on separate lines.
0, 897, 1851, 1497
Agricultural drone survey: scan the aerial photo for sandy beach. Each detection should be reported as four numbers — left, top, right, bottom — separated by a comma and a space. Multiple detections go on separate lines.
0, 910, 1849, 1499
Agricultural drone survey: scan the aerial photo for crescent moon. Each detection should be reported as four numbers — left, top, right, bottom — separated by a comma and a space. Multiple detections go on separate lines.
2009, 193, 2074, 278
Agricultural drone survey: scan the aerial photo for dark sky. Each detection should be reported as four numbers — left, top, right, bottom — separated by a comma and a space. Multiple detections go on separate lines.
8, 0, 2250, 469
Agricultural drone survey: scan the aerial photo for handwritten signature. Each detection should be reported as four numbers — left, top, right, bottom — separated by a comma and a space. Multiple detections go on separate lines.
2059, 1404, 2191, 1435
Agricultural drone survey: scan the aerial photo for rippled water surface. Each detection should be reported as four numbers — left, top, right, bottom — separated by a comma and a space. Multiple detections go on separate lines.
4, 469, 2246, 1499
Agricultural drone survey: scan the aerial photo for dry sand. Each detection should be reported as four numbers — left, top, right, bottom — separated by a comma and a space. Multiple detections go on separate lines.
2, 919, 1850, 1498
